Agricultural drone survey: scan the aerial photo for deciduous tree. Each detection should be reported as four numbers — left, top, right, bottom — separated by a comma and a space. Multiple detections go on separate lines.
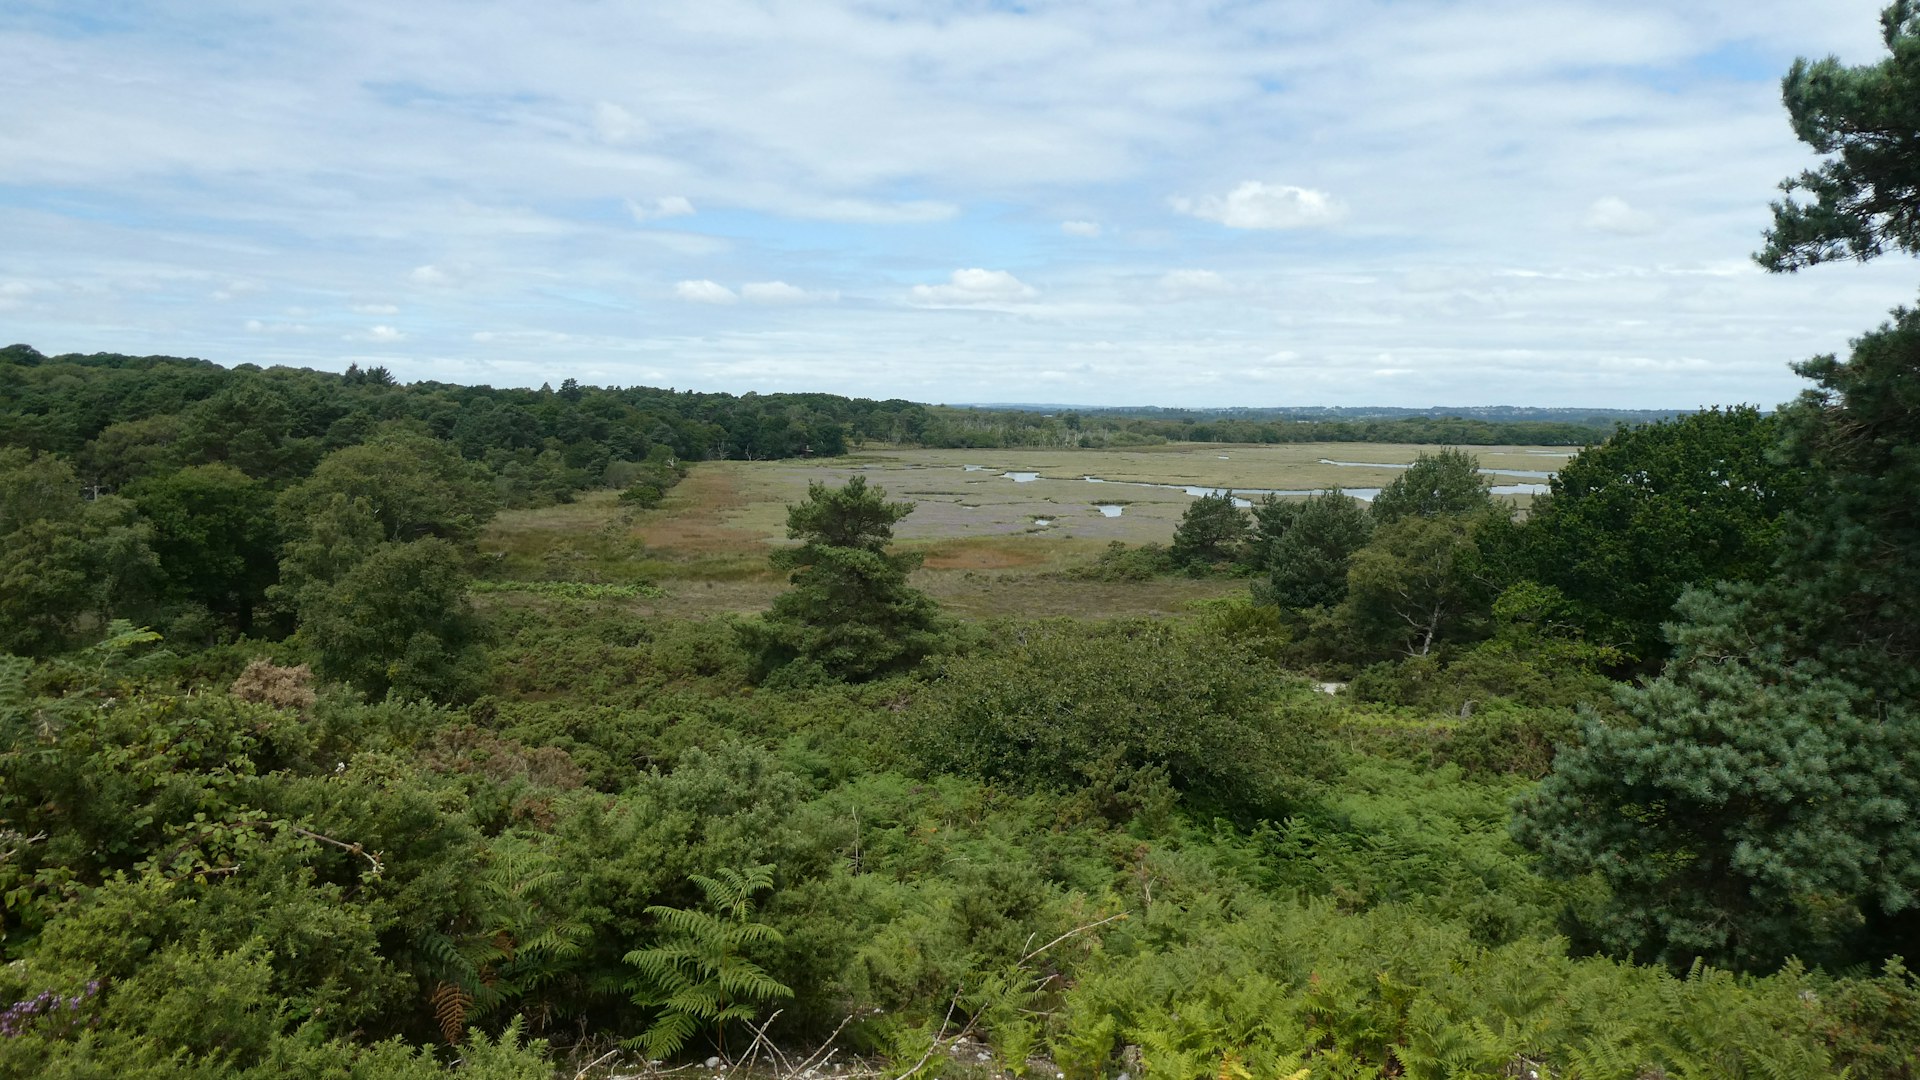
1520, 407, 1799, 665
277, 428, 497, 547
1368, 448, 1492, 525
298, 537, 484, 702
1339, 514, 1489, 658
127, 463, 279, 634
0, 450, 159, 655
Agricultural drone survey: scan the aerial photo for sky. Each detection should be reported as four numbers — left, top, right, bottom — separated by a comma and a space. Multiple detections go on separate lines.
2, 1, 1917, 408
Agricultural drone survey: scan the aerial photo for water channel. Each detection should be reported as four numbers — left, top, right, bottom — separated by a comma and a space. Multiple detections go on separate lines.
968, 458, 1553, 504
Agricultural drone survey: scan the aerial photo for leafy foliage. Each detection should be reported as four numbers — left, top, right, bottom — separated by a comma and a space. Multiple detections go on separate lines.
276, 428, 499, 548
1368, 448, 1493, 525
126, 463, 280, 636
911, 619, 1325, 820
624, 865, 793, 1059
0, 450, 159, 655
298, 538, 485, 702
1339, 514, 1493, 658
1519, 406, 1798, 664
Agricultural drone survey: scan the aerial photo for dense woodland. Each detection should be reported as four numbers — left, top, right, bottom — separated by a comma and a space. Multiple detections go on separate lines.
0, 342, 1618, 478
4, 8, 1920, 1078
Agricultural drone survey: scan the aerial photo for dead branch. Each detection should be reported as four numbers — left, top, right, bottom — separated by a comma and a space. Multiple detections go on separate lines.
1020, 911, 1128, 965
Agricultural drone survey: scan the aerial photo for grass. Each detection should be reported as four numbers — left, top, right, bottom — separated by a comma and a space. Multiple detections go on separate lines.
469, 580, 664, 600
473, 443, 1566, 621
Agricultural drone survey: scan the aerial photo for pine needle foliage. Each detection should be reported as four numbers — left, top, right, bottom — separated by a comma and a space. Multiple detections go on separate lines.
741, 476, 945, 684
623, 864, 793, 1060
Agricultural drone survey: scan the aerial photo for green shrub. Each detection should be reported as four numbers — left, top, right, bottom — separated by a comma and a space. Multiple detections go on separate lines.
910, 620, 1326, 820
1061, 541, 1175, 581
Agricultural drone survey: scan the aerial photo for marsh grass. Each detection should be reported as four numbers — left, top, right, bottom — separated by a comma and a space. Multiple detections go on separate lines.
474, 444, 1563, 621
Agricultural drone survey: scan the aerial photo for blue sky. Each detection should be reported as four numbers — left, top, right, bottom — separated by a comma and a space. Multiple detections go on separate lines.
2, 0, 1915, 407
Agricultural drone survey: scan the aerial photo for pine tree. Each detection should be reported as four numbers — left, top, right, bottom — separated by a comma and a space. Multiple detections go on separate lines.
741, 476, 943, 683
1171, 492, 1250, 570
1252, 488, 1373, 609
1518, 6, 1920, 969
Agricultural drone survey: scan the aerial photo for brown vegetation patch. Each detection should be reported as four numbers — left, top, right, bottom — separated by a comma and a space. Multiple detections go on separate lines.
917, 538, 1053, 570
229, 659, 316, 712
631, 465, 768, 554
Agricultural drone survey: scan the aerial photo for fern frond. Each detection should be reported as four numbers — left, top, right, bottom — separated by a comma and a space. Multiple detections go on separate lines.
418, 930, 481, 983
724, 922, 785, 947
430, 980, 473, 1046
718, 962, 793, 1000
648, 905, 730, 940
628, 1007, 701, 1059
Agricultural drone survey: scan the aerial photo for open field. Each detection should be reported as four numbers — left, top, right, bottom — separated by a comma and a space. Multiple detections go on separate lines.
477, 442, 1568, 620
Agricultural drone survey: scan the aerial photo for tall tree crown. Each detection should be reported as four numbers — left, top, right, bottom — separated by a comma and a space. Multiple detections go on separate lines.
1759, 1, 1920, 270
784, 474, 912, 552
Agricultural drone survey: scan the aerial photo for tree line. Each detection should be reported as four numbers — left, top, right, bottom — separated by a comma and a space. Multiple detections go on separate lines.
4, 4, 1920, 1073
0, 344, 1621, 484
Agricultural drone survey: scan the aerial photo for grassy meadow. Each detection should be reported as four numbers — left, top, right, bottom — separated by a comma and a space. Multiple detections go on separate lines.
478, 442, 1565, 620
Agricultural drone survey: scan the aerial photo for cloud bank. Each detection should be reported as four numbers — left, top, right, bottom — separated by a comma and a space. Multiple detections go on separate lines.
0, 0, 1908, 407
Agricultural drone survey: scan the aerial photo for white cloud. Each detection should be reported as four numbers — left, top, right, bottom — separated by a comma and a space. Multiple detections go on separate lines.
675, 279, 738, 304
245, 319, 312, 334
3, 0, 1912, 408
1172, 182, 1344, 229
1584, 195, 1660, 236
910, 268, 1037, 305
354, 302, 400, 315
366, 325, 405, 341
627, 195, 696, 222
795, 198, 958, 224
1061, 220, 1102, 237
209, 280, 261, 301
1158, 269, 1230, 294
742, 280, 834, 304
593, 101, 646, 144
0, 281, 38, 311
